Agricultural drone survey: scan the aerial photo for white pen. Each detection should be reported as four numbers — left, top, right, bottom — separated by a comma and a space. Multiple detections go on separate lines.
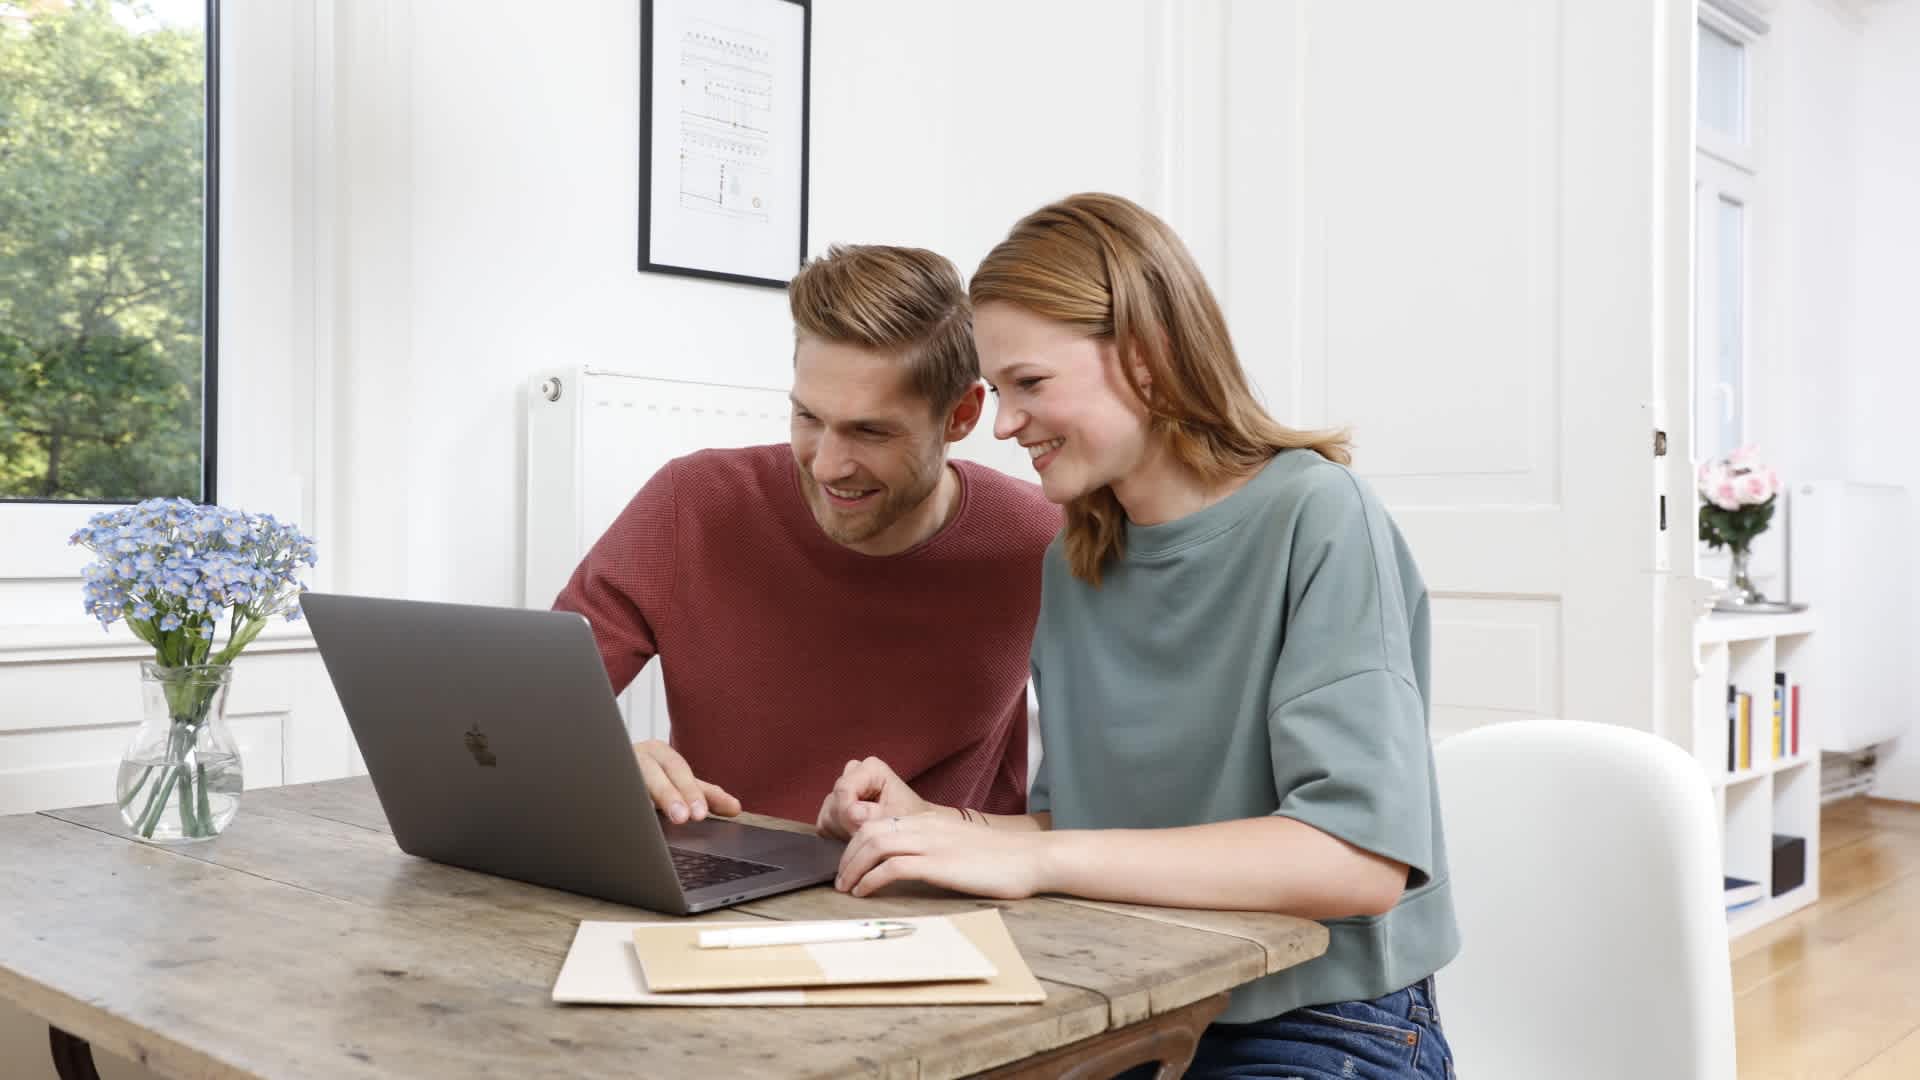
696, 919, 916, 950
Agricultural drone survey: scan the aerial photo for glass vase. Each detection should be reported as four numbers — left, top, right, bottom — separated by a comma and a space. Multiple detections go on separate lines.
117, 662, 244, 842
1726, 545, 1762, 606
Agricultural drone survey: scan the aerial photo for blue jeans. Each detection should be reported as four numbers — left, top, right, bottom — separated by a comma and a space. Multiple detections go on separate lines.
1117, 976, 1455, 1079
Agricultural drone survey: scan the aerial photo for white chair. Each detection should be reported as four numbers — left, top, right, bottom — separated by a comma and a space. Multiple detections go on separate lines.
1434, 719, 1737, 1080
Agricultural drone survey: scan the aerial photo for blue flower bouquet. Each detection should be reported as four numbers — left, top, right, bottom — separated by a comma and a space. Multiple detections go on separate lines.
70, 498, 316, 840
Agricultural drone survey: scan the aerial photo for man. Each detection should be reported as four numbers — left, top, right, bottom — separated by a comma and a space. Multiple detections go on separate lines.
554, 244, 1060, 825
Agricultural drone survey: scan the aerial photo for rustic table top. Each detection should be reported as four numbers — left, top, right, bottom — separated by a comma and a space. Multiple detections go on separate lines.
0, 777, 1327, 1079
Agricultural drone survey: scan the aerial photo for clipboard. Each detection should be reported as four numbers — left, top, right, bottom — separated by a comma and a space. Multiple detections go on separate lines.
552, 908, 1047, 1006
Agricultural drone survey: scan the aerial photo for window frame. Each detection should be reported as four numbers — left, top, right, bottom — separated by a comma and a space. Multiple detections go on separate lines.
1694, 154, 1756, 464
0, 0, 222, 580
1691, 2, 1766, 467
1696, 6, 1756, 172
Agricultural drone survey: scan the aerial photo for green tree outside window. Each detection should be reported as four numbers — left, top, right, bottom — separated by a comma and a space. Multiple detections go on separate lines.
0, 0, 208, 501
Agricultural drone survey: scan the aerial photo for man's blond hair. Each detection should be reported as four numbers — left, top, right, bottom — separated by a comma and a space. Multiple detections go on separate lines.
788, 244, 978, 414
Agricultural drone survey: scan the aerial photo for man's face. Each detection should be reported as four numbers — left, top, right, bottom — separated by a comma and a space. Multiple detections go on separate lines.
790, 339, 951, 552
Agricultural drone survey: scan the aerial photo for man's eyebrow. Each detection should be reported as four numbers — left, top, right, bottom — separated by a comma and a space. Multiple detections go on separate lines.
788, 397, 900, 430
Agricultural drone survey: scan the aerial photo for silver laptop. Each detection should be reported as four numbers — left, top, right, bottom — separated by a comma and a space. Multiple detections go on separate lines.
299, 592, 843, 914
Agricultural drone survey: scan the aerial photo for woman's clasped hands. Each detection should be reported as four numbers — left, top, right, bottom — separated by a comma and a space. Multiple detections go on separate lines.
815, 756, 1052, 900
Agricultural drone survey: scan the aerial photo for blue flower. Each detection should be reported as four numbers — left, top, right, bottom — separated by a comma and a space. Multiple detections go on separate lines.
72, 500, 316, 652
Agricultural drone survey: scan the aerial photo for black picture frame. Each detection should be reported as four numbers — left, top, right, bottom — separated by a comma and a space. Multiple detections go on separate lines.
638, 0, 811, 289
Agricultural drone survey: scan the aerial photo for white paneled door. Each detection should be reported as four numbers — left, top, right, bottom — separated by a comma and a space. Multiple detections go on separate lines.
1222, 0, 1697, 740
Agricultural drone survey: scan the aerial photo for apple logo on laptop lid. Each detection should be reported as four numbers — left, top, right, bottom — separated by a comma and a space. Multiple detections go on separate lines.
464, 724, 497, 768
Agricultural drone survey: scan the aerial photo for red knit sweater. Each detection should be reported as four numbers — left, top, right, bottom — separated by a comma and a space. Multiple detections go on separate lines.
553, 444, 1061, 822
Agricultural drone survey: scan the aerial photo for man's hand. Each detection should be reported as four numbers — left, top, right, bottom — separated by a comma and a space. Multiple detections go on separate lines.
814, 756, 932, 840
632, 739, 741, 823
834, 812, 1050, 900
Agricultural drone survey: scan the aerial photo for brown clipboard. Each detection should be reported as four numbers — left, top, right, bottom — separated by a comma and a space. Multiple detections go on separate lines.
552, 908, 1047, 1006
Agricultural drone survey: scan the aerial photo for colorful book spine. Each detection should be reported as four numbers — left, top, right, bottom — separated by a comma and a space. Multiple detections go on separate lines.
1791, 684, 1801, 757
1726, 685, 1738, 772
1738, 691, 1753, 771
1773, 674, 1786, 760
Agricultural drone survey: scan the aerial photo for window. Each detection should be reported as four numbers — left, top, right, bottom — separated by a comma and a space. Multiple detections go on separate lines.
0, 0, 217, 504
1698, 22, 1745, 142
1698, 192, 1746, 458
1693, 5, 1763, 463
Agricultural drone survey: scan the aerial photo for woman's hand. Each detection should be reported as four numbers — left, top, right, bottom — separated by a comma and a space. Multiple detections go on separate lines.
834, 812, 1051, 899
814, 756, 933, 840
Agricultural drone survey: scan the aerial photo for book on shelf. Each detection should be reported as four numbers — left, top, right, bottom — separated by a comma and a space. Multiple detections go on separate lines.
1731, 690, 1740, 771
1791, 683, 1801, 757
1771, 835, 1807, 897
1772, 674, 1786, 761
1724, 875, 1766, 909
1737, 691, 1753, 771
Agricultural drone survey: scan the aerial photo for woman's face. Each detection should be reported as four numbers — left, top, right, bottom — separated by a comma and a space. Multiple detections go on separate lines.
975, 301, 1153, 504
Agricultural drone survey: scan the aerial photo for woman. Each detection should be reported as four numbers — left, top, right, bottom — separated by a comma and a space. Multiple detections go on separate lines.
817, 193, 1458, 1079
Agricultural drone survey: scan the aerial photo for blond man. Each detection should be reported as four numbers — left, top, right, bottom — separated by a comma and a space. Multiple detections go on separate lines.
555, 245, 1060, 825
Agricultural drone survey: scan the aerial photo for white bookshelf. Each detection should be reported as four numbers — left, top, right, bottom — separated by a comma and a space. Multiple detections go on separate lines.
1691, 610, 1820, 937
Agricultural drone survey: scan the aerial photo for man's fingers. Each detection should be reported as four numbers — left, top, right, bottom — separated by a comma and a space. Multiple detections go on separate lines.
651, 750, 711, 820
699, 781, 742, 818
634, 754, 689, 822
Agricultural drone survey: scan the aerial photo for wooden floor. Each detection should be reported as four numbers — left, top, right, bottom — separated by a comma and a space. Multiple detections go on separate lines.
1733, 797, 1920, 1078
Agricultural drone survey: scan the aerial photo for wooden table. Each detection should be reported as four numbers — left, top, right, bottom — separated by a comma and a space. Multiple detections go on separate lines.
0, 778, 1327, 1079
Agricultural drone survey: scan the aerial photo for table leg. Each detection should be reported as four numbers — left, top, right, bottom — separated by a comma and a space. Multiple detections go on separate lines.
49, 1026, 102, 1080
971, 991, 1230, 1080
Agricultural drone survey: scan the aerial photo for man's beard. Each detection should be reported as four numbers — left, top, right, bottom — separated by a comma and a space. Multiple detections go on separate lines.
801, 451, 943, 547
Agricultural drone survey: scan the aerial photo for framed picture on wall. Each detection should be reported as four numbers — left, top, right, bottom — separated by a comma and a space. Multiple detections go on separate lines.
639, 0, 811, 288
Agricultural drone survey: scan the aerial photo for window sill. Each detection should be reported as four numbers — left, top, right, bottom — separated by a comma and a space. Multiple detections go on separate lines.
0, 621, 316, 665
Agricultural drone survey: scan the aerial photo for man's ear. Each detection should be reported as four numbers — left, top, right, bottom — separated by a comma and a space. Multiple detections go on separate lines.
943, 382, 987, 443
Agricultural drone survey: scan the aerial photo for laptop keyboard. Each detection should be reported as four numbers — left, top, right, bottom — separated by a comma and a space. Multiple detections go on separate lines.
669, 846, 780, 891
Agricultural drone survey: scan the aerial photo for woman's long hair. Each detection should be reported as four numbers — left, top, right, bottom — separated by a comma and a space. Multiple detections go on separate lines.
970, 192, 1351, 583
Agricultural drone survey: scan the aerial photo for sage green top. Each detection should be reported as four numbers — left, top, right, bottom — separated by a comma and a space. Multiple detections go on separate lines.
1028, 450, 1460, 1023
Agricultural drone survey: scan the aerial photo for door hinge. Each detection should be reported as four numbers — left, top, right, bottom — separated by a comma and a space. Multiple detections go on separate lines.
1653, 429, 1668, 457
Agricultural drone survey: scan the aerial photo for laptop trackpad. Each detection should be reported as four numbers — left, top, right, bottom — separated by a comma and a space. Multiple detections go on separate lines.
662, 815, 841, 863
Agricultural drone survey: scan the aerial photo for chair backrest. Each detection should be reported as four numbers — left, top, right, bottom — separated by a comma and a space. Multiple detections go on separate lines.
1435, 719, 1736, 1080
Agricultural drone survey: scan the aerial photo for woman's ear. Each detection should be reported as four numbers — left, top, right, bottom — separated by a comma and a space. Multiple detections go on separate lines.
1106, 338, 1151, 390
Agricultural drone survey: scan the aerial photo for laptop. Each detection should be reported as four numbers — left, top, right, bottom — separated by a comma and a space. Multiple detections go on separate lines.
299, 592, 843, 914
